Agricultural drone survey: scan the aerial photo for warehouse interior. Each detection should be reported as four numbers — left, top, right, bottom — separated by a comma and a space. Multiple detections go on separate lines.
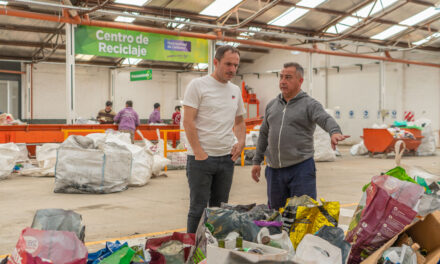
1, 0, 440, 263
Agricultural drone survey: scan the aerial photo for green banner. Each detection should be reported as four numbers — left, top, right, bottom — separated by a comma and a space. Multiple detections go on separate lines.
75, 25, 208, 63
130, 70, 152, 81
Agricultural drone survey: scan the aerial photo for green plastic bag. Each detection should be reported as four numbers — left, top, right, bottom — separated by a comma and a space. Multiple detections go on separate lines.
362, 166, 417, 192
100, 244, 135, 264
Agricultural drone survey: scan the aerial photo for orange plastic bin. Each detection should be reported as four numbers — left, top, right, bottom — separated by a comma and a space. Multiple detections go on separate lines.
362, 128, 423, 157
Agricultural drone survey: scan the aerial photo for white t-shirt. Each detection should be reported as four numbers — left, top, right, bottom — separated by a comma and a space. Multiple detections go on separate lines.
183, 75, 246, 156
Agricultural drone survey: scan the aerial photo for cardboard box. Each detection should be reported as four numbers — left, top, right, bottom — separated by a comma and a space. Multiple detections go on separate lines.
362, 211, 440, 264
207, 240, 288, 264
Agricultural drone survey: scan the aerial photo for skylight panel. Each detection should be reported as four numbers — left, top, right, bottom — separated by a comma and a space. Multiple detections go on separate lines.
296, 0, 326, 8
412, 32, 440, 46
370, 25, 406, 40
114, 0, 150, 6
217, 41, 240, 47
200, 0, 243, 17
115, 16, 136, 23
167, 17, 190, 29
400, 7, 440, 26
268, 7, 309, 26
122, 58, 142, 65
355, 0, 399, 18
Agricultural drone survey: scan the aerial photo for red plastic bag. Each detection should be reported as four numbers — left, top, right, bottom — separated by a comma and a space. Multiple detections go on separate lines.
146, 232, 195, 264
8, 227, 87, 264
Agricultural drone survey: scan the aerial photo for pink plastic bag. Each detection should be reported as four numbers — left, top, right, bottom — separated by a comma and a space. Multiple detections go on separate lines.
8, 227, 87, 264
346, 175, 424, 264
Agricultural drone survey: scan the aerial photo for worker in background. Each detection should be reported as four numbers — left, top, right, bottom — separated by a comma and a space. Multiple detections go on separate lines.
251, 62, 349, 210
148, 103, 161, 124
183, 45, 246, 233
114, 100, 140, 144
172, 106, 181, 125
96, 101, 116, 124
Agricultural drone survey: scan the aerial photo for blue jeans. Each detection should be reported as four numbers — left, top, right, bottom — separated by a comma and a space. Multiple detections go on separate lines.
265, 158, 316, 210
186, 155, 235, 233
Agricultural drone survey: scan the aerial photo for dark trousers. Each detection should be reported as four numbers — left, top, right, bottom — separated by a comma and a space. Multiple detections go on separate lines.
265, 158, 316, 210
186, 155, 234, 233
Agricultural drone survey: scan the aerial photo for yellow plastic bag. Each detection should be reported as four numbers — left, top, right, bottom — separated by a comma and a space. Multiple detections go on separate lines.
280, 195, 340, 249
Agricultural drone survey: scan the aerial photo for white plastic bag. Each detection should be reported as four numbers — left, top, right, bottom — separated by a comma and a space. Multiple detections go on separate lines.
152, 155, 171, 177
257, 227, 295, 258
54, 136, 132, 193
293, 234, 342, 264
124, 143, 153, 186
314, 125, 336, 162
15, 143, 29, 162
350, 140, 368, 156
0, 143, 20, 180
36, 143, 59, 169
415, 119, 436, 156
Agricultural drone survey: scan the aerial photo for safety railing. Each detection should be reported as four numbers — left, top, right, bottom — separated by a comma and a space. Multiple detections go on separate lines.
61, 129, 106, 140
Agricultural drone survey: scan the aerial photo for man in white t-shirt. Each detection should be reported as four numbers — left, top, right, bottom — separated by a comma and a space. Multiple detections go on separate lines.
183, 45, 246, 233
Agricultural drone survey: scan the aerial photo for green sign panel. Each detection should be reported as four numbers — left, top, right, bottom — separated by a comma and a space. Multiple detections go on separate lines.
75, 25, 208, 63
130, 70, 152, 81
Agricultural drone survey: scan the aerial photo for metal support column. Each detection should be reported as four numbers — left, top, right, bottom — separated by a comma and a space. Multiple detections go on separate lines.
308, 53, 313, 96
379, 60, 386, 111
65, 23, 76, 124
25, 64, 32, 119
208, 40, 215, 75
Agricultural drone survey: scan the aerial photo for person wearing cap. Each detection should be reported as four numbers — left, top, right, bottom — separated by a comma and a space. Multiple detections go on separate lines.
97, 101, 116, 124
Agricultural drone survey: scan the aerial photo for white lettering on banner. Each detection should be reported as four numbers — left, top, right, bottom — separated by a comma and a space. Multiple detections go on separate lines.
96, 30, 104, 40
97, 42, 147, 57
127, 35, 134, 43
98, 42, 106, 52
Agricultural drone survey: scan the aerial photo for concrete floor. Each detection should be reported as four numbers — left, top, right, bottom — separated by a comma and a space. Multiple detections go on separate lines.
0, 146, 439, 255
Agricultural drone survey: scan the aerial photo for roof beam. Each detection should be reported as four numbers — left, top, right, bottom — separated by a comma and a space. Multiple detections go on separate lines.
384, 14, 440, 46
0, 39, 66, 49
0, 24, 63, 34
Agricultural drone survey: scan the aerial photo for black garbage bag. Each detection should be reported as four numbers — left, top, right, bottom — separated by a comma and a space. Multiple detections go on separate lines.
315, 226, 351, 264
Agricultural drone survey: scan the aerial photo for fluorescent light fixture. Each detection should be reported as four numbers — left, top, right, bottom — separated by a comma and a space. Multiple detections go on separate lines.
115, 16, 136, 23
122, 58, 142, 65
200, 0, 242, 17
355, 0, 399, 18
194, 63, 209, 70
217, 41, 240, 47
400, 7, 440, 26
296, 0, 326, 8
412, 32, 440, 46
114, 0, 150, 6
0, 1, 7, 5
371, 25, 406, 40
291, 51, 301, 55
167, 17, 190, 29
268, 7, 309, 26
75, 54, 94, 61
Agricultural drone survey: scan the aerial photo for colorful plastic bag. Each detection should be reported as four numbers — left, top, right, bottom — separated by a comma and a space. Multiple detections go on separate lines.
346, 175, 424, 264
8, 227, 87, 264
99, 244, 135, 264
146, 232, 195, 264
280, 195, 340, 249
